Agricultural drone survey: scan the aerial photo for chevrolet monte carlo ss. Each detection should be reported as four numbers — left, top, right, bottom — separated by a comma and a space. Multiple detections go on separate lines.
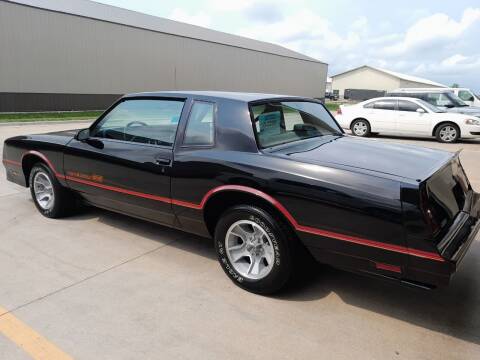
3, 91, 479, 294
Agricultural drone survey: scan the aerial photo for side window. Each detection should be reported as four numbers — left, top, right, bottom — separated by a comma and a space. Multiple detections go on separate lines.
373, 100, 396, 110
183, 101, 215, 146
398, 100, 422, 112
458, 90, 474, 102
92, 99, 185, 147
427, 93, 452, 107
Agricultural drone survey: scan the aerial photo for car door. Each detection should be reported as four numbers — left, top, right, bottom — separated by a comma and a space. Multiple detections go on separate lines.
395, 100, 432, 135
363, 99, 397, 133
63, 97, 187, 226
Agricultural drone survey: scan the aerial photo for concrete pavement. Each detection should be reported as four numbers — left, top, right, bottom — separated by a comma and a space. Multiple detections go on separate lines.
0, 123, 479, 359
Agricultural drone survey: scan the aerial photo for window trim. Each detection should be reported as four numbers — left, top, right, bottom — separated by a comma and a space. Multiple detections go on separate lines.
180, 99, 217, 148
88, 96, 187, 149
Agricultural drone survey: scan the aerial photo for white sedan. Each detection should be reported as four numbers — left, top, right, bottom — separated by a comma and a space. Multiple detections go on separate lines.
336, 97, 480, 143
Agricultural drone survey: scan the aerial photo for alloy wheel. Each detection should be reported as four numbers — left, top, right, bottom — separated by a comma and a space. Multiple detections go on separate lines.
439, 126, 457, 142
353, 121, 368, 136
33, 171, 55, 210
225, 220, 275, 280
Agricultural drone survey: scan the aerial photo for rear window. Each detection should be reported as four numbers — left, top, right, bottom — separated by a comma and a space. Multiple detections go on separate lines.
250, 101, 342, 149
423, 159, 469, 237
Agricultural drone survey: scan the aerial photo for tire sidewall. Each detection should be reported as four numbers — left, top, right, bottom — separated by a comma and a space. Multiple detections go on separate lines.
214, 205, 292, 294
351, 119, 370, 137
436, 123, 460, 143
29, 164, 62, 218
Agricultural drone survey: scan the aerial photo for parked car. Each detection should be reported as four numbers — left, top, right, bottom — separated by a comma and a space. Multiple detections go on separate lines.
450, 88, 480, 106
337, 97, 480, 143
325, 91, 339, 101
390, 87, 480, 106
387, 89, 480, 117
3, 91, 479, 293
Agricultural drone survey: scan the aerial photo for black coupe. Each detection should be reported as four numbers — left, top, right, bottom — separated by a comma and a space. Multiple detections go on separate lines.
3, 91, 479, 293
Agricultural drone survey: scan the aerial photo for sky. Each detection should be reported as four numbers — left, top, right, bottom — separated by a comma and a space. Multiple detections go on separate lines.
95, 0, 480, 92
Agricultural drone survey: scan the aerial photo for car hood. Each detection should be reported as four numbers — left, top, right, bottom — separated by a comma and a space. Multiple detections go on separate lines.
268, 135, 453, 181
26, 129, 79, 146
442, 106, 480, 117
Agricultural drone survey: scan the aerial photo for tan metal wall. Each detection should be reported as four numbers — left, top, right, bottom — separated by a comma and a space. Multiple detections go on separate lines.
332, 68, 400, 99
0, 1, 327, 98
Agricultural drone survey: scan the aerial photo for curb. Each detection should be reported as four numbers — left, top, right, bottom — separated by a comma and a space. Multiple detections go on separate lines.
0, 119, 94, 126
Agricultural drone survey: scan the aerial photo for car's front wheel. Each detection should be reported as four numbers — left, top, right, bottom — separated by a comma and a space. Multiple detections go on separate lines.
351, 119, 371, 137
214, 205, 293, 294
29, 163, 76, 218
435, 123, 460, 143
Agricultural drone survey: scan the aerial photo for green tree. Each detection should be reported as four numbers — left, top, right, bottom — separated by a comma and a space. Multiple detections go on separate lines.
451, 83, 460, 88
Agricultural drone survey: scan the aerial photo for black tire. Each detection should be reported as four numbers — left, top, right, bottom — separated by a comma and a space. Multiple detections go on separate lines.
435, 123, 460, 143
214, 205, 293, 294
29, 163, 76, 218
350, 119, 371, 137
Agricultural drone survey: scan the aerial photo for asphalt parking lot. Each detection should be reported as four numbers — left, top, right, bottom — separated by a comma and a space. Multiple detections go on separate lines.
1, 122, 479, 360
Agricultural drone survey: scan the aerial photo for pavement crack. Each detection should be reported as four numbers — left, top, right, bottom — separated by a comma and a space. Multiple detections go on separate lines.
0, 239, 177, 318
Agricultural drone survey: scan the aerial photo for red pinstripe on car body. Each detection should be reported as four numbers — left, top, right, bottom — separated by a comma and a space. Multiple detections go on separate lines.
4, 151, 445, 262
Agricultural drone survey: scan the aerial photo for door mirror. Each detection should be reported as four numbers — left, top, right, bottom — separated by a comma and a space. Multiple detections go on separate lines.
75, 128, 90, 141
416, 108, 426, 114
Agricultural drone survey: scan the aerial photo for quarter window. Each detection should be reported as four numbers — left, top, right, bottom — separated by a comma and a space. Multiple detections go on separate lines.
183, 101, 215, 146
398, 100, 422, 112
91, 99, 185, 147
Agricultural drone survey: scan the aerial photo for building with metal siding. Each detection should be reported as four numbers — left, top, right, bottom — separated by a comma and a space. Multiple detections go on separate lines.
0, 0, 327, 112
331, 65, 446, 100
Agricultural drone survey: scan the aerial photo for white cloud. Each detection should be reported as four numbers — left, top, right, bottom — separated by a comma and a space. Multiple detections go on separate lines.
414, 54, 480, 75
383, 8, 480, 56
237, 9, 364, 59
165, 3, 480, 89
168, 8, 212, 27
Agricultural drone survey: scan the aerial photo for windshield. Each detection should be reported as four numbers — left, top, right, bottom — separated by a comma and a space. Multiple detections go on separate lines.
446, 92, 468, 106
416, 99, 445, 113
250, 101, 342, 149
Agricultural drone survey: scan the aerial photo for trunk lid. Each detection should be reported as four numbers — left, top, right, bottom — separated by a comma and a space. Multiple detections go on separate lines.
268, 135, 453, 181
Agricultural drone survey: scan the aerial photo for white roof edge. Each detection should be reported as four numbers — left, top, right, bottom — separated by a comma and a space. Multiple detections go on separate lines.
331, 65, 447, 87
5, 0, 326, 64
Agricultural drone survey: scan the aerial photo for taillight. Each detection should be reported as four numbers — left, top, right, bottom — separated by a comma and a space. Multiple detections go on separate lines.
337, 107, 342, 115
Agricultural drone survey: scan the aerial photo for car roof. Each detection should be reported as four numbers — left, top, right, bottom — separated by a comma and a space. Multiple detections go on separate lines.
364, 96, 423, 102
124, 90, 310, 102
390, 89, 450, 94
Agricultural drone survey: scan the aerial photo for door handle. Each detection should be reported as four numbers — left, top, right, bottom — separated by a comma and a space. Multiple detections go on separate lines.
155, 157, 171, 166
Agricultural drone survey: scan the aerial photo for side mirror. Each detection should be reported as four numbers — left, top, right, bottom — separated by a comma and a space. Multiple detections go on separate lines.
416, 108, 426, 114
75, 128, 90, 141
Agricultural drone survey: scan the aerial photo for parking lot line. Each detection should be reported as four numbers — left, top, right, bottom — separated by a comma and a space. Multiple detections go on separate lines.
0, 306, 73, 360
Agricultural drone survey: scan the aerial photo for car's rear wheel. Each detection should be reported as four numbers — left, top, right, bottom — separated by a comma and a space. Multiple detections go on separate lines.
214, 205, 293, 294
351, 119, 371, 137
29, 163, 76, 218
435, 123, 460, 143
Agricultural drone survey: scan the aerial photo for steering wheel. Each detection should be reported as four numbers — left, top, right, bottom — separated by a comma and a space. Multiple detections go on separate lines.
126, 121, 147, 128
